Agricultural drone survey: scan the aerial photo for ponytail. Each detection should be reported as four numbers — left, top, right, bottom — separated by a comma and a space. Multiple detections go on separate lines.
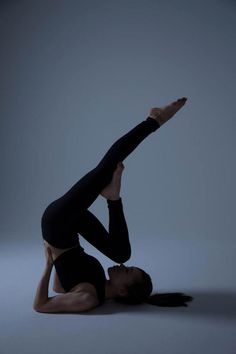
145, 292, 193, 307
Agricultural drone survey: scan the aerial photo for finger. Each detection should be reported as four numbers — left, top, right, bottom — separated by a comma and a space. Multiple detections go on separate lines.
46, 248, 52, 256
117, 162, 124, 169
115, 166, 124, 175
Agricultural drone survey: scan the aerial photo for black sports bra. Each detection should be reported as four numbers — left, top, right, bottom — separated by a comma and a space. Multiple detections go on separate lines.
53, 244, 106, 305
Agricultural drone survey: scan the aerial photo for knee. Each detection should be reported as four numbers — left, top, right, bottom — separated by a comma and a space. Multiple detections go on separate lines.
112, 250, 131, 264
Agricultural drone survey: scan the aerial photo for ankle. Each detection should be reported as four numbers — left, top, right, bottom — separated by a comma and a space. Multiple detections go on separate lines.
148, 115, 163, 127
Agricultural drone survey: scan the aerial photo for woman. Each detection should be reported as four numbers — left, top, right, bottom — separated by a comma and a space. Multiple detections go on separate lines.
33, 97, 193, 313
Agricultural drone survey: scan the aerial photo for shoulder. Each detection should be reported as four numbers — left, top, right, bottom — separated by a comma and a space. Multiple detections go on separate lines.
78, 284, 100, 307
70, 282, 99, 300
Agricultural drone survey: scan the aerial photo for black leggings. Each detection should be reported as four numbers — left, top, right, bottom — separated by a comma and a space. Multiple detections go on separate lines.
41, 117, 160, 258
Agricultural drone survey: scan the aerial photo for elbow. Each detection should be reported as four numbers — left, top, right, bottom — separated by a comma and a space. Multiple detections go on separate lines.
33, 306, 41, 313
33, 303, 45, 313
33, 306, 48, 313
33, 301, 38, 312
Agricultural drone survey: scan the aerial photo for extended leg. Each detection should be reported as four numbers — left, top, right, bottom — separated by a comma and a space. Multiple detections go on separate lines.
58, 117, 160, 213
63, 96, 188, 211
41, 117, 159, 250
41, 97, 187, 250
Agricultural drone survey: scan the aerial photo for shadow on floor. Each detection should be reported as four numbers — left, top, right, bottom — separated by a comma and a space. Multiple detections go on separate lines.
80, 289, 236, 321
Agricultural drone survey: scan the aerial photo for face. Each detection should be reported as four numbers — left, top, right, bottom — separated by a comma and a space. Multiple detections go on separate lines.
107, 264, 143, 295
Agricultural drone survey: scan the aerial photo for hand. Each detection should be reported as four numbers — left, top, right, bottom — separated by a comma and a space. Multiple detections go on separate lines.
43, 241, 54, 266
100, 162, 125, 200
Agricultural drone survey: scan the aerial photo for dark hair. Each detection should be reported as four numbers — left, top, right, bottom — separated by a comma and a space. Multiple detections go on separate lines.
114, 268, 194, 307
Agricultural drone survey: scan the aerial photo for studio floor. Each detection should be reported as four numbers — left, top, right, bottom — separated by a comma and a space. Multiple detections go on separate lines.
0, 237, 235, 354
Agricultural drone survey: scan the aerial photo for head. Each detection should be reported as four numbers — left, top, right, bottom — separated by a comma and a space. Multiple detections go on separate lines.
107, 264, 153, 305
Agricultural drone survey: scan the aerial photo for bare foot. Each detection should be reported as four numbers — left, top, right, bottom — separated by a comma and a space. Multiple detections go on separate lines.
149, 97, 188, 126
100, 162, 125, 200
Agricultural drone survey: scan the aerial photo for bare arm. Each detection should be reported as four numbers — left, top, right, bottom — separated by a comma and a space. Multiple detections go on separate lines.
33, 262, 53, 310
33, 245, 99, 313
34, 265, 99, 313
34, 291, 99, 313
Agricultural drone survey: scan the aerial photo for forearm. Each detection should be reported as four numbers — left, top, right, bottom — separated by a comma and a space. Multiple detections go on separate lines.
33, 263, 53, 310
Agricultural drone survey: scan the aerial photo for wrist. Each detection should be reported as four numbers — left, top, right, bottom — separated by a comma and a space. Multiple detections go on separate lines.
45, 261, 53, 269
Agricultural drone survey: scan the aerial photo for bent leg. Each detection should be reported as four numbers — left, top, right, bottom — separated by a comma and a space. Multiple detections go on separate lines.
74, 208, 131, 263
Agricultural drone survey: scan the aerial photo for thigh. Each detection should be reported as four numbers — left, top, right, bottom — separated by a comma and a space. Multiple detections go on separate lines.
41, 201, 80, 249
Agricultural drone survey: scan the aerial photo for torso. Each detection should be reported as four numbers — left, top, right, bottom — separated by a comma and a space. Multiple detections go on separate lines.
44, 239, 98, 296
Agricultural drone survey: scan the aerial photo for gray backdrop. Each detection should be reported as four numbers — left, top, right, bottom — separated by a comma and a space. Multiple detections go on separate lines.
0, 1, 236, 354
1, 0, 235, 244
